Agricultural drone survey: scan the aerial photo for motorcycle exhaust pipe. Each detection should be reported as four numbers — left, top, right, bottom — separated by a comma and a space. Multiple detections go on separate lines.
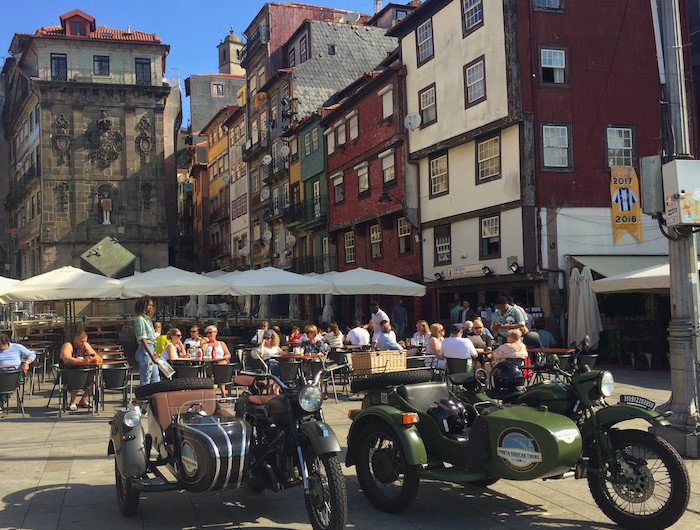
542, 471, 575, 481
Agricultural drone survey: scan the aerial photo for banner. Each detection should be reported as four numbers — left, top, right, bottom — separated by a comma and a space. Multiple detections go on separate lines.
610, 166, 643, 243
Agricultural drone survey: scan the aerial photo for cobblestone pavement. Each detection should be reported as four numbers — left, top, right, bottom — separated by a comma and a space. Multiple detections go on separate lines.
0, 366, 698, 529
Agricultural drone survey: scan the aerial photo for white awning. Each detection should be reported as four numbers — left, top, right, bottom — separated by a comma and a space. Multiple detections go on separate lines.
592, 261, 700, 293
311, 268, 426, 296
218, 267, 333, 295
2, 266, 123, 301
570, 255, 668, 278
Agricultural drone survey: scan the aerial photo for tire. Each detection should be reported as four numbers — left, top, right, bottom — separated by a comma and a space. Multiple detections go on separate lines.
350, 369, 434, 393
587, 430, 689, 530
303, 451, 348, 530
469, 478, 499, 487
115, 459, 139, 516
356, 422, 420, 513
134, 378, 214, 399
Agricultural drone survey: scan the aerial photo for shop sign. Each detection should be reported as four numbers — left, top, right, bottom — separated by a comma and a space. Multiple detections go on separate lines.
447, 264, 484, 279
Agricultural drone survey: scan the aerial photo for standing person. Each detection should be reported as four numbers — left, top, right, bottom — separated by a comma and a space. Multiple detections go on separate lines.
491, 296, 526, 344
506, 296, 533, 330
345, 320, 371, 346
441, 323, 478, 372
391, 299, 408, 341
459, 300, 477, 325
449, 302, 462, 324
368, 301, 389, 335
59, 330, 102, 410
134, 296, 159, 386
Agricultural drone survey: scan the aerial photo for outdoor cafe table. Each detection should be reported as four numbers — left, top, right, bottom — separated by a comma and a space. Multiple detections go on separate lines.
269, 352, 325, 361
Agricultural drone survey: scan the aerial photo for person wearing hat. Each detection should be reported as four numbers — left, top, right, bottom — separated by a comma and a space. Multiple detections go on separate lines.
441, 323, 478, 372
252, 329, 281, 377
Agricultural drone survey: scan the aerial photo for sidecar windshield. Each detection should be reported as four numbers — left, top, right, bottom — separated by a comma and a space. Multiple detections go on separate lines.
177, 397, 239, 426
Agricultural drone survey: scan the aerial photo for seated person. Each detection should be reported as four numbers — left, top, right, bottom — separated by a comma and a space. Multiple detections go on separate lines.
154, 323, 171, 359
272, 325, 288, 347
300, 325, 329, 360
59, 330, 102, 411
0, 333, 36, 374
287, 326, 303, 346
483, 329, 529, 380
153, 321, 163, 338
345, 320, 370, 347
324, 322, 344, 348
184, 324, 205, 357
464, 318, 494, 364
425, 323, 445, 369
441, 324, 478, 372
203, 325, 231, 363
533, 319, 557, 348
372, 322, 403, 351
162, 328, 188, 360
251, 320, 269, 345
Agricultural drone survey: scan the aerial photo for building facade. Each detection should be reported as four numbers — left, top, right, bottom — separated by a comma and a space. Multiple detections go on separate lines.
225, 103, 249, 271
1, 9, 172, 277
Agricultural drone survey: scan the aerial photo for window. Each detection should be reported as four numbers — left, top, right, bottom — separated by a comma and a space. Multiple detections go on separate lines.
312, 128, 319, 150
272, 187, 281, 214
533, 0, 563, 10
398, 217, 412, 254
333, 175, 344, 203
462, 0, 484, 35
348, 113, 359, 140
606, 126, 634, 167
69, 21, 88, 36
480, 215, 501, 259
344, 232, 355, 263
51, 53, 67, 81
270, 94, 278, 123
93, 55, 109, 76
477, 135, 500, 183
326, 130, 335, 155
135, 58, 151, 85
542, 124, 571, 169
249, 74, 257, 95
429, 153, 448, 196
290, 137, 298, 157
251, 167, 260, 193
381, 152, 395, 183
464, 57, 486, 107
251, 120, 259, 144
380, 86, 394, 119
357, 165, 369, 195
35, 105, 40, 126
211, 83, 224, 97
283, 183, 290, 207
300, 36, 308, 63
541, 48, 566, 84
370, 224, 382, 258
288, 48, 296, 67
419, 84, 437, 126
328, 45, 336, 55
434, 224, 451, 265
396, 9, 408, 21
29, 111, 34, 132
304, 133, 311, 155
272, 142, 279, 172
257, 67, 265, 89
336, 122, 346, 145
416, 19, 434, 65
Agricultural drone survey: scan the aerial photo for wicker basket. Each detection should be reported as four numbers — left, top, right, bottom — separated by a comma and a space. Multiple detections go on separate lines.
351, 350, 407, 375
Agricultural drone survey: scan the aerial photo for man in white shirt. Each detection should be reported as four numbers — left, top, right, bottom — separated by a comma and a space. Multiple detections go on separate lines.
345, 320, 370, 346
251, 320, 269, 345
369, 301, 389, 335
441, 324, 478, 366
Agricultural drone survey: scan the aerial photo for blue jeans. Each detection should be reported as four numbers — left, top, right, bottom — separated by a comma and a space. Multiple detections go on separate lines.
136, 342, 160, 386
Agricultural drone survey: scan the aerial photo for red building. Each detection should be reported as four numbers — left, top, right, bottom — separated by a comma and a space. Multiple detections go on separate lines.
322, 58, 422, 323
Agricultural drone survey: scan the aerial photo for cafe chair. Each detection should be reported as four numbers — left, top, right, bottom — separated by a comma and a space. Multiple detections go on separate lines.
173, 364, 203, 379
0, 370, 25, 417
56, 367, 95, 418
278, 360, 302, 384
100, 365, 131, 411
323, 352, 350, 402
212, 364, 235, 396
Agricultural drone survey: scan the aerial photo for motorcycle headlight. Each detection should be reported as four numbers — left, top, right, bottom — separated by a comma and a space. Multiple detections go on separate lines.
123, 410, 141, 428
599, 371, 615, 397
298, 385, 323, 413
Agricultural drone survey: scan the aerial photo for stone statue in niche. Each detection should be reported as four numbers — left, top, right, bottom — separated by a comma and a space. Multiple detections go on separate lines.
87, 109, 124, 170
100, 192, 113, 225
135, 115, 153, 164
51, 114, 72, 165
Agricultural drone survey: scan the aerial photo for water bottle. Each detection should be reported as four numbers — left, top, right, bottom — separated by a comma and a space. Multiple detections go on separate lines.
204, 345, 213, 360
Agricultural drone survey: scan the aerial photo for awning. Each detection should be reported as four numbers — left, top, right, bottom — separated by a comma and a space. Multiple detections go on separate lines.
570, 255, 668, 278
592, 261, 700, 294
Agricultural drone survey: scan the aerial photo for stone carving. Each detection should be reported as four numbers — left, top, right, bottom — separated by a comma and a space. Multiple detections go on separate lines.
54, 182, 70, 213
135, 115, 153, 164
141, 183, 152, 211
51, 114, 72, 165
100, 192, 113, 225
87, 109, 124, 169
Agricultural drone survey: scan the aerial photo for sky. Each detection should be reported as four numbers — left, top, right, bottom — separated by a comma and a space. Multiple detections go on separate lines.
1, 0, 375, 124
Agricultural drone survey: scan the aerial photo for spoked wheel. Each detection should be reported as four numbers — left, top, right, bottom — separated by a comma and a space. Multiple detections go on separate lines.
115, 460, 140, 516
303, 448, 347, 530
587, 430, 689, 530
356, 423, 420, 513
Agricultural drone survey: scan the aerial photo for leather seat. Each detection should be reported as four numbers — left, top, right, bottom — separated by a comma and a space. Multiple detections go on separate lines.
246, 394, 276, 406
485, 388, 523, 403
150, 389, 217, 433
449, 373, 476, 387
397, 382, 450, 413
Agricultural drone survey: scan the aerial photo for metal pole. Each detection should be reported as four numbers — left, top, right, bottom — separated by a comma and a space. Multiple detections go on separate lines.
654, 0, 700, 457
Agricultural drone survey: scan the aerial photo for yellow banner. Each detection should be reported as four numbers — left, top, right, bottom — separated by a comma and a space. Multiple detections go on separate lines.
610, 166, 643, 243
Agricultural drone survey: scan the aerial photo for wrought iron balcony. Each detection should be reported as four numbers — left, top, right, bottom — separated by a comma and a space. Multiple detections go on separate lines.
299, 197, 327, 229
5, 165, 39, 211
240, 24, 269, 66
282, 202, 304, 225
243, 130, 269, 161
209, 205, 229, 223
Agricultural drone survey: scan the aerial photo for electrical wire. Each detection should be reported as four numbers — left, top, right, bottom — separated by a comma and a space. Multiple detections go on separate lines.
657, 215, 683, 241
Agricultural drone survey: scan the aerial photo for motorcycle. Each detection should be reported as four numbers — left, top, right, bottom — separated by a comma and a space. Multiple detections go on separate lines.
109, 372, 347, 530
345, 363, 689, 530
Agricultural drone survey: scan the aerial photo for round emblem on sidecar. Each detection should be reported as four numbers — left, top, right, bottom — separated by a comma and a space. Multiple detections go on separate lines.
180, 441, 199, 477
496, 428, 542, 472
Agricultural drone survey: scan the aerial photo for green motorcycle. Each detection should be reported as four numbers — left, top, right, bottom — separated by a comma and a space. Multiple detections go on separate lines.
345, 364, 689, 530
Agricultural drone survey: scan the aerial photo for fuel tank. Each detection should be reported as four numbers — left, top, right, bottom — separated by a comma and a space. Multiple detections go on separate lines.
177, 413, 252, 492
468, 404, 582, 481
516, 381, 574, 416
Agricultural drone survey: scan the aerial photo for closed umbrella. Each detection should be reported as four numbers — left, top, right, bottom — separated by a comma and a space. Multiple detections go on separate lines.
580, 266, 603, 349
567, 267, 581, 347
322, 294, 334, 324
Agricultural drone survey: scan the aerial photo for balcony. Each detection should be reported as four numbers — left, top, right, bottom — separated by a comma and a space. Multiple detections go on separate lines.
5, 165, 39, 211
209, 242, 231, 259
291, 254, 336, 274
282, 202, 304, 225
37, 67, 158, 87
240, 24, 269, 66
243, 130, 269, 162
299, 197, 328, 229
291, 256, 314, 274
209, 205, 229, 224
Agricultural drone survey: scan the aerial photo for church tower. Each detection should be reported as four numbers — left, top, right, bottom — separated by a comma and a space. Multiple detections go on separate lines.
217, 29, 244, 76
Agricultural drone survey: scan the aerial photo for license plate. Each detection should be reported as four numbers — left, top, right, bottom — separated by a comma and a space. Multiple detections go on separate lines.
619, 394, 655, 410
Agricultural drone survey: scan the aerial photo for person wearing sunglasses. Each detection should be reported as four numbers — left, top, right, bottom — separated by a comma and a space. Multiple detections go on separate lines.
162, 328, 187, 361
184, 324, 205, 357
203, 326, 231, 363
59, 329, 102, 411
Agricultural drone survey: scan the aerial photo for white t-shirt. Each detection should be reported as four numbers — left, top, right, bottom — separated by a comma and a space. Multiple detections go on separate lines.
370, 309, 389, 334
441, 336, 477, 360
324, 332, 344, 348
260, 345, 281, 361
346, 327, 370, 346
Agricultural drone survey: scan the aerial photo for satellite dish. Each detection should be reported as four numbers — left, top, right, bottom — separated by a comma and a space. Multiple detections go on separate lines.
260, 186, 270, 201
262, 154, 272, 166
404, 113, 422, 131
280, 145, 290, 158
240, 247, 250, 257
285, 234, 297, 247
340, 12, 361, 23
262, 230, 273, 242
222, 174, 231, 184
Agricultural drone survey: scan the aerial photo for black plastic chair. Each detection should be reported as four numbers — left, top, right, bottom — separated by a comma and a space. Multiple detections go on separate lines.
100, 365, 130, 411
174, 364, 203, 379
0, 370, 24, 417
578, 354, 599, 369
278, 360, 302, 383
446, 357, 470, 375
212, 364, 235, 395
57, 367, 94, 418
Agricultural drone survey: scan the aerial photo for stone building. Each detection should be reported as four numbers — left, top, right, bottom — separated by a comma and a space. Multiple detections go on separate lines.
0, 9, 172, 277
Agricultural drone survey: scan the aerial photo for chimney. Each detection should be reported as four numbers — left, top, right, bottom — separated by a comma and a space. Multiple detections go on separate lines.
375, 0, 382, 15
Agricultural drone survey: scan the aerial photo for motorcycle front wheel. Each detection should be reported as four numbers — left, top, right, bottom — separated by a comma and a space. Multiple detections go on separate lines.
114, 460, 140, 516
303, 449, 348, 530
587, 430, 689, 530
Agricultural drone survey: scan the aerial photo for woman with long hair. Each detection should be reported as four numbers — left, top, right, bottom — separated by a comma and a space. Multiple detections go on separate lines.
324, 322, 344, 348
134, 296, 159, 385
425, 322, 446, 370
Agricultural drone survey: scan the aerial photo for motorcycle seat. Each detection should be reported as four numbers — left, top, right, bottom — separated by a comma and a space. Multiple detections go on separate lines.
151, 389, 217, 434
485, 389, 523, 403
246, 394, 276, 406
397, 382, 450, 414
448, 373, 475, 387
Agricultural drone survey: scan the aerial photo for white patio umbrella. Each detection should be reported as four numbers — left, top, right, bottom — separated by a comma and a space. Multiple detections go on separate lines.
1, 266, 123, 301
120, 266, 232, 297
0, 277, 19, 297
579, 266, 603, 349
322, 294, 334, 323
592, 261, 700, 293
323, 268, 426, 296
219, 267, 332, 295
566, 267, 581, 348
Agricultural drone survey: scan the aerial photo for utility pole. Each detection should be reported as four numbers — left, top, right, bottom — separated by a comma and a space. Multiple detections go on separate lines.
653, 0, 700, 457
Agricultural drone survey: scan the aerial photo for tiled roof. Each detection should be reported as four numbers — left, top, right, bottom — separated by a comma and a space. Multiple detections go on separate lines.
35, 24, 162, 44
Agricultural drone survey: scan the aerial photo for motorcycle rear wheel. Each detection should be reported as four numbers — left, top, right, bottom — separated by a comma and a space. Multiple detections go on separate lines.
303, 451, 348, 530
356, 422, 420, 513
587, 430, 689, 530
115, 460, 140, 516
